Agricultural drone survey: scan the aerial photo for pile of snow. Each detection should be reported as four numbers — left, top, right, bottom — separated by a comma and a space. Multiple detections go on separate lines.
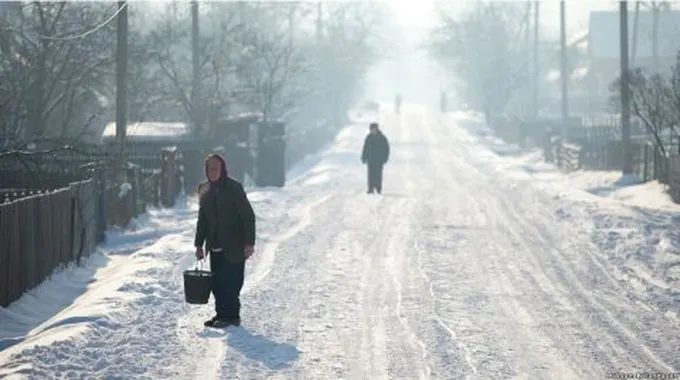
448, 110, 680, 320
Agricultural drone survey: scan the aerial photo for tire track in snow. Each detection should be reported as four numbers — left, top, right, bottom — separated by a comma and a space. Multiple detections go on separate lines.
501, 192, 679, 374
473, 194, 590, 378
217, 192, 394, 378
210, 117, 416, 378
438, 115, 680, 376
445, 116, 679, 373
175, 192, 334, 380
383, 203, 432, 380
331, 110, 425, 379
428, 141, 605, 378
435, 116, 636, 377
353, 110, 421, 380
242, 193, 335, 295
408, 113, 575, 378
355, 198, 404, 379
362, 107, 488, 378
381, 108, 433, 380
287, 195, 382, 379
218, 108, 436, 379
414, 109, 480, 377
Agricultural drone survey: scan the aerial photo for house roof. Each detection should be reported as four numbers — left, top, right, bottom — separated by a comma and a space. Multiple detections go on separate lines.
100, 122, 191, 143
588, 9, 680, 59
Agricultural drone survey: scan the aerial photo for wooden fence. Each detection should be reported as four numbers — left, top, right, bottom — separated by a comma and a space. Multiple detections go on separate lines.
0, 145, 183, 308
0, 180, 98, 307
547, 131, 673, 181
668, 155, 680, 202
486, 114, 680, 194
532, 116, 680, 202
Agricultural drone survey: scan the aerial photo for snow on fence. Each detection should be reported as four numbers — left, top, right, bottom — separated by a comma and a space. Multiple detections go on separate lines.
493, 116, 680, 201
546, 134, 670, 182
549, 137, 582, 172
0, 146, 183, 308
0, 179, 99, 308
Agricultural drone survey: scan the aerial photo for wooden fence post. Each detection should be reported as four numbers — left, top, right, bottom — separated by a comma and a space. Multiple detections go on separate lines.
161, 147, 177, 207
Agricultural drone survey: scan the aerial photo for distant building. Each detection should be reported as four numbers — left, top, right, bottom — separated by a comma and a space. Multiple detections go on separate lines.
587, 9, 680, 92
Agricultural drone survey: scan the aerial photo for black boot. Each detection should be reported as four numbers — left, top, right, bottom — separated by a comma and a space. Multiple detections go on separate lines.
212, 317, 241, 328
204, 315, 218, 327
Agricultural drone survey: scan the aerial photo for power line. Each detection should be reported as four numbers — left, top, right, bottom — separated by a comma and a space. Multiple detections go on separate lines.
0, 2, 127, 41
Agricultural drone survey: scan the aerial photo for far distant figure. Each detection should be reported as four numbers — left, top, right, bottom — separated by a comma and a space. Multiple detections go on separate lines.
361, 122, 390, 194
394, 94, 402, 114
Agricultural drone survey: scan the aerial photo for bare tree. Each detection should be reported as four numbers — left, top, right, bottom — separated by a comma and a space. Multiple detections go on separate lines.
315, 2, 386, 126
147, 2, 243, 127
148, 7, 200, 123
428, 2, 532, 120
0, 2, 116, 146
233, 3, 307, 120
123, 4, 170, 124
610, 68, 673, 154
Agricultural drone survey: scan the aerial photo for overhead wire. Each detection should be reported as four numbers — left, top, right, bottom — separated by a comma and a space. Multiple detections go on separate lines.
0, 2, 127, 41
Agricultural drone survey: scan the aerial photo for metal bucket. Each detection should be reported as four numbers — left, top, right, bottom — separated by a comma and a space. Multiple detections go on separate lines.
183, 262, 212, 304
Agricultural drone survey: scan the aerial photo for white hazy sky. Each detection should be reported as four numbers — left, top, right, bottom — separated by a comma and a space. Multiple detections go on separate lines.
365, 0, 622, 105
387, 0, 619, 37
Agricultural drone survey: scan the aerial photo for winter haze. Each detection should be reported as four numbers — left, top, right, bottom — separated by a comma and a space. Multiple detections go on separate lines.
1, 1, 680, 380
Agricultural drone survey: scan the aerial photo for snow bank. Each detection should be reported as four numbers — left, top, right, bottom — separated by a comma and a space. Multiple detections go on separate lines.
450, 111, 680, 320
0, 113, 372, 378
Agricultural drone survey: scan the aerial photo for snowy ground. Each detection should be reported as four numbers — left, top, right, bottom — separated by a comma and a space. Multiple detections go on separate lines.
459, 112, 680, 323
1, 105, 679, 379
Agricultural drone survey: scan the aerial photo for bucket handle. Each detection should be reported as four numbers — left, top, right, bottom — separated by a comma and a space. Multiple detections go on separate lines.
195, 258, 206, 271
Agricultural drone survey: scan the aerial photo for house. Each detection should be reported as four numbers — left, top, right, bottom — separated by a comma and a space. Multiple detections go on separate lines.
100, 122, 192, 145
587, 9, 680, 92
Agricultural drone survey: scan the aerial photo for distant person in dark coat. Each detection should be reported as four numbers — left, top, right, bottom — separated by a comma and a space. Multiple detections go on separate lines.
361, 122, 390, 194
194, 153, 256, 328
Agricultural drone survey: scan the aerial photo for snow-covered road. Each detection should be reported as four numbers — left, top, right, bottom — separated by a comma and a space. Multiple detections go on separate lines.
1, 105, 679, 379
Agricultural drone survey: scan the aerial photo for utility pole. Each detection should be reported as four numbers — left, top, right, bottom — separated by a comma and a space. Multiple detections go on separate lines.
533, 1, 539, 118
631, 1, 640, 68
559, 0, 569, 138
115, 0, 128, 164
652, 2, 659, 73
524, 2, 531, 117
288, 5, 295, 49
620, 1, 633, 174
316, 2, 322, 43
191, 1, 202, 137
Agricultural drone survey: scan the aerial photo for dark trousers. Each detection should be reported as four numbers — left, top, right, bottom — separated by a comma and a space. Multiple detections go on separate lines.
367, 163, 384, 193
210, 252, 245, 319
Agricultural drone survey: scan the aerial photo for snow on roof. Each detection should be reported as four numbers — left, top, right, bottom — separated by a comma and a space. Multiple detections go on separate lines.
221, 112, 263, 123
216, 112, 285, 126
100, 122, 191, 143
